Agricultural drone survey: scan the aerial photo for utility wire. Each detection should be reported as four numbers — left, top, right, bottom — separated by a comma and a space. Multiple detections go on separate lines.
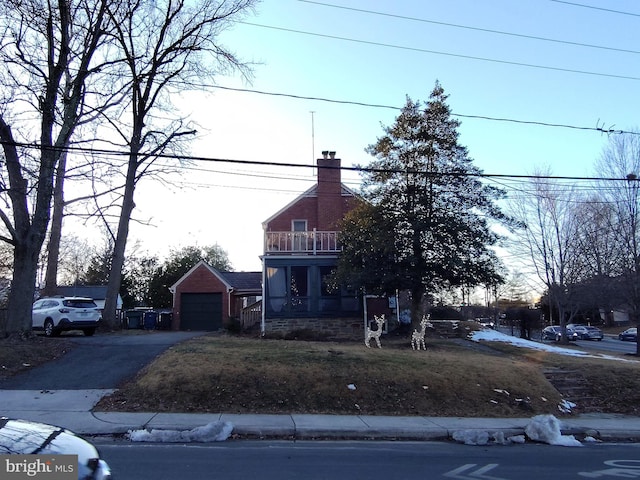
298, 0, 640, 55
239, 22, 640, 82
550, 0, 640, 17
3, 139, 638, 184
210, 84, 634, 136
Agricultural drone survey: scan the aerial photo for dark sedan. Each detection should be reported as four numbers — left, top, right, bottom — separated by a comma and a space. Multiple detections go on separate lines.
572, 325, 604, 341
619, 327, 637, 342
542, 325, 578, 342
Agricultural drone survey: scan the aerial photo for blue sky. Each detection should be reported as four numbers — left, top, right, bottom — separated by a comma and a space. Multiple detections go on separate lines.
126, 0, 640, 273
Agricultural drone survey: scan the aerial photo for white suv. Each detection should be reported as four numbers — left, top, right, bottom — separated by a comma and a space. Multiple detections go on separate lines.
32, 297, 102, 337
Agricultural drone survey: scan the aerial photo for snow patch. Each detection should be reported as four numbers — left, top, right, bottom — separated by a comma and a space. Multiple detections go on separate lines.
452, 414, 583, 447
127, 421, 233, 443
470, 329, 638, 363
525, 414, 582, 447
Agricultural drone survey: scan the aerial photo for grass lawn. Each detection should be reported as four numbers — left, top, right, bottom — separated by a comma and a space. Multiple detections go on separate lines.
93, 331, 640, 417
3, 328, 639, 418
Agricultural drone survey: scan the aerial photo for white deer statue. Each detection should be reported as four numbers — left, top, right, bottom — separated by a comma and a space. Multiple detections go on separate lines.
364, 314, 385, 348
411, 314, 431, 351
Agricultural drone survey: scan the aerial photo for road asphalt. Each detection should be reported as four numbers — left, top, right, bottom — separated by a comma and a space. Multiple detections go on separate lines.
3, 389, 640, 442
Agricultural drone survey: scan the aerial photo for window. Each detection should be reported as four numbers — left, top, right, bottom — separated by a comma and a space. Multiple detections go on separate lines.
266, 266, 286, 313
290, 266, 310, 312
292, 220, 307, 231
319, 266, 339, 312
292, 220, 307, 251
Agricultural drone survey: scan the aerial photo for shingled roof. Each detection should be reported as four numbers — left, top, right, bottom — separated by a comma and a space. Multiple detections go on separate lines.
216, 271, 262, 293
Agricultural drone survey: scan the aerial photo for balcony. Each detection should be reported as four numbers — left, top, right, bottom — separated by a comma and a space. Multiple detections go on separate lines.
265, 230, 341, 255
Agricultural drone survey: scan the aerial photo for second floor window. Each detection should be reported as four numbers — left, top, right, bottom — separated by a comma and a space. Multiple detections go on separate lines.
292, 220, 307, 231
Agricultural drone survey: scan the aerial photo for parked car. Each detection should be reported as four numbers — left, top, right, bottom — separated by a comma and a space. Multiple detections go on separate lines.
569, 325, 604, 341
542, 325, 578, 342
0, 417, 111, 479
618, 327, 637, 342
476, 317, 495, 329
32, 297, 102, 337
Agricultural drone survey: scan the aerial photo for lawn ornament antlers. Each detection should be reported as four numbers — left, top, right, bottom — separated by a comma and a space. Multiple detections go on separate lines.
364, 314, 385, 348
411, 314, 431, 351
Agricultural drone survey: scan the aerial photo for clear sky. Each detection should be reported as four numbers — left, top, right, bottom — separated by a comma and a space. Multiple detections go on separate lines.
122, 0, 640, 273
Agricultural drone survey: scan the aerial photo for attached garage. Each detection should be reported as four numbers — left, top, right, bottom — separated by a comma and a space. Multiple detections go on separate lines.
180, 292, 222, 331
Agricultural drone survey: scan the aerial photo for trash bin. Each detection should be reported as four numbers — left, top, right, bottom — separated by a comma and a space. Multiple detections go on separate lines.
125, 310, 144, 329
157, 312, 172, 330
143, 311, 157, 330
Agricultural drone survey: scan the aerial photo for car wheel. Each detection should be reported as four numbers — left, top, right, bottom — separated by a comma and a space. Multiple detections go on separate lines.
83, 327, 96, 336
44, 319, 56, 337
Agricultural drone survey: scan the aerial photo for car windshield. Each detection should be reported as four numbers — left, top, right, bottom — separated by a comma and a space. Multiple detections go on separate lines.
63, 299, 97, 308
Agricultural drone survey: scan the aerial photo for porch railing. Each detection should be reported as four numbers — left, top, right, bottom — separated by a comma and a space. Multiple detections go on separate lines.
264, 229, 341, 254
240, 299, 262, 329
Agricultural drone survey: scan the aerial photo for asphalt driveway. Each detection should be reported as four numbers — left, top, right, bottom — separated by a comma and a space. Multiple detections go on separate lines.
0, 331, 207, 390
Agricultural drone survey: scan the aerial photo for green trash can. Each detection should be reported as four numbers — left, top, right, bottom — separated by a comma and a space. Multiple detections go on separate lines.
125, 310, 144, 329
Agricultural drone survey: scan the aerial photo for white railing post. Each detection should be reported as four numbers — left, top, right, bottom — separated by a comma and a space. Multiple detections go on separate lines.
313, 228, 317, 254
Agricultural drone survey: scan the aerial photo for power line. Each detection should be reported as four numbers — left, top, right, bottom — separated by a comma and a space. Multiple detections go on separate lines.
298, 0, 640, 55
209, 84, 635, 136
239, 22, 640, 82
4, 139, 638, 184
550, 0, 640, 17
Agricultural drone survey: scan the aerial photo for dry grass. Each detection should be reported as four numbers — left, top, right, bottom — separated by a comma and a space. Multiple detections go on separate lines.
4, 331, 640, 418
0, 335, 73, 380
95, 333, 623, 418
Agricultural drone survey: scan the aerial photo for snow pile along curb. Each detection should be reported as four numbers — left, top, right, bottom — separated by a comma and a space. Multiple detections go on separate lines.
127, 421, 234, 442
452, 414, 582, 447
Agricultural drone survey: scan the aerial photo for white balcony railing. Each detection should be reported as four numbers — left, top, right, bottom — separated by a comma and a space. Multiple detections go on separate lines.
265, 230, 341, 254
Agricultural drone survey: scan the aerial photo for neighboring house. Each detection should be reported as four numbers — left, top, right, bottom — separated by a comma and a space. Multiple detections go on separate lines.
54, 285, 123, 311
261, 150, 362, 338
170, 260, 262, 331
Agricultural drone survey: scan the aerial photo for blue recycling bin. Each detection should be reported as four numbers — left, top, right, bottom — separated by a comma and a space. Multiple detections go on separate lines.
143, 311, 158, 330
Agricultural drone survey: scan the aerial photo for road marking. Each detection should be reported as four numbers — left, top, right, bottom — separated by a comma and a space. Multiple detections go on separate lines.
443, 463, 505, 480
579, 460, 640, 478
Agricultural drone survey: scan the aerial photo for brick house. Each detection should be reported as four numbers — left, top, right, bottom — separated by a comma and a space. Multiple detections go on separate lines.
261, 150, 363, 338
170, 260, 261, 331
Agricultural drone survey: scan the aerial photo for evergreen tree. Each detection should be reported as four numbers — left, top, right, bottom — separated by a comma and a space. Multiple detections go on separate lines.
336, 82, 511, 326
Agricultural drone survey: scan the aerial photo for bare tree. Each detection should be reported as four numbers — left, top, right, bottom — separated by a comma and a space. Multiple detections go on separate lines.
595, 132, 640, 354
509, 173, 585, 341
99, 0, 256, 329
0, 0, 112, 335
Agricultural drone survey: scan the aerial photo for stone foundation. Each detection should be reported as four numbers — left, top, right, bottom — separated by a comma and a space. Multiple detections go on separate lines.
264, 317, 364, 340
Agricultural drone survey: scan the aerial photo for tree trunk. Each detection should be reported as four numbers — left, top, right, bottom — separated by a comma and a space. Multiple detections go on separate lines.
410, 286, 424, 330
42, 152, 67, 296
102, 151, 138, 329
5, 241, 43, 336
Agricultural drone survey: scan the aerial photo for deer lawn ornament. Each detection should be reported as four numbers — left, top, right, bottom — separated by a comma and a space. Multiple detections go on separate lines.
365, 314, 385, 348
411, 314, 431, 351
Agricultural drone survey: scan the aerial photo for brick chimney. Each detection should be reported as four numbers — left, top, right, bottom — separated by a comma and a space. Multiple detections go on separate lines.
317, 150, 342, 230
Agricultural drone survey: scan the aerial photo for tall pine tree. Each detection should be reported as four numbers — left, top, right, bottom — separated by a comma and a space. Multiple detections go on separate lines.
336, 82, 510, 326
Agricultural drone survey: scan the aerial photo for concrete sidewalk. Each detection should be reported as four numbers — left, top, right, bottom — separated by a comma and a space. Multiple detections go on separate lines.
3, 389, 640, 442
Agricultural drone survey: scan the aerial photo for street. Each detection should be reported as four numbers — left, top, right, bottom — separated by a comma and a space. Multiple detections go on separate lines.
573, 337, 638, 356
95, 439, 640, 479
498, 326, 638, 356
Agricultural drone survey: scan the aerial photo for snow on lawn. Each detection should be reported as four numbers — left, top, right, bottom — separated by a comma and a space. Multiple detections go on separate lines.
470, 328, 638, 363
